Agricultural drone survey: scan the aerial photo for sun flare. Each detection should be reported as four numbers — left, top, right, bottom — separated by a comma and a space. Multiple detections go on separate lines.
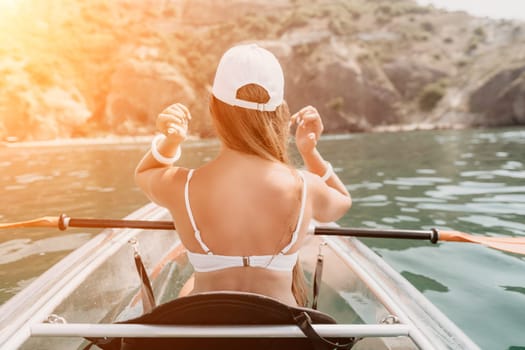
0, 0, 18, 9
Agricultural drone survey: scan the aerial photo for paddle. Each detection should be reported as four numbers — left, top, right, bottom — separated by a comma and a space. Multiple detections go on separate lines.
0, 214, 175, 231
2, 215, 525, 255
313, 227, 525, 255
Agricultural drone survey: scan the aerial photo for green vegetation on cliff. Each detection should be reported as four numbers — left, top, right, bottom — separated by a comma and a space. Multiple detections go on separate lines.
1, 0, 524, 141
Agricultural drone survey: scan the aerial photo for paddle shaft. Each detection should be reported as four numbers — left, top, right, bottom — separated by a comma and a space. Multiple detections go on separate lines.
61, 215, 439, 243
5, 214, 525, 253
5, 214, 525, 254
313, 227, 438, 243
61, 215, 175, 231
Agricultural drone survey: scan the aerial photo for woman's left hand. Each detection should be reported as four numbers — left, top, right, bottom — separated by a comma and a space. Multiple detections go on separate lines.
291, 105, 324, 156
156, 103, 192, 144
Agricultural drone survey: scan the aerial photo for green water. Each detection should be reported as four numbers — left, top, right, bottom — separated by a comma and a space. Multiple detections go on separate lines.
1, 128, 524, 349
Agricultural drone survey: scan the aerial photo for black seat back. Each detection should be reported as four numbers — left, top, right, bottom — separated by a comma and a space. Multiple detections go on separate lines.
87, 292, 355, 350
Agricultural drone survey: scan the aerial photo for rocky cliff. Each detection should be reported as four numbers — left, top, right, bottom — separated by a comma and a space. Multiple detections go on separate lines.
0, 0, 524, 141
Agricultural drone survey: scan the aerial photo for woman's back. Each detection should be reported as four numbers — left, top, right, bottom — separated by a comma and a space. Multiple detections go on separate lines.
160, 150, 308, 304
175, 151, 307, 256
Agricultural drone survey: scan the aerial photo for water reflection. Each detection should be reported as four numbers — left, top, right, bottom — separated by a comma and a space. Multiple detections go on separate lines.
459, 215, 525, 235
0, 233, 91, 264
381, 215, 420, 224
352, 195, 390, 207
15, 174, 54, 184
347, 182, 383, 191
461, 169, 525, 179
384, 177, 451, 186
400, 271, 449, 293
501, 286, 525, 296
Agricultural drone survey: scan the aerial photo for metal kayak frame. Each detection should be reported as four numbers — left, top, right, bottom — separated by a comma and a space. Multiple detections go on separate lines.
32, 323, 411, 338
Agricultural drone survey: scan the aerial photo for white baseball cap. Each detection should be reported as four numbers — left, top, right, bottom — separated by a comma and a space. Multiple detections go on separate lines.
212, 44, 284, 112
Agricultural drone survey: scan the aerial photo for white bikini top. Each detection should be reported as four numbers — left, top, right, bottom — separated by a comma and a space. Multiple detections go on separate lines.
184, 169, 307, 272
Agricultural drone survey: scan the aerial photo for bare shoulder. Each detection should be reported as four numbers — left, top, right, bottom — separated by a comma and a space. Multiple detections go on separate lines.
161, 166, 192, 194
298, 169, 324, 192
150, 166, 191, 187
270, 165, 306, 191
299, 169, 351, 222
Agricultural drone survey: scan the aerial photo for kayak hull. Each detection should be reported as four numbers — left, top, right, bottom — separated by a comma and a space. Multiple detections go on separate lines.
0, 203, 479, 350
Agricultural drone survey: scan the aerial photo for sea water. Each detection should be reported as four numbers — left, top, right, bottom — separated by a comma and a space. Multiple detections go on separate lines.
1, 128, 524, 349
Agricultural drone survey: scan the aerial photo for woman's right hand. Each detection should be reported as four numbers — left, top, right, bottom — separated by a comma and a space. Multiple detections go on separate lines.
156, 103, 192, 144
291, 105, 324, 157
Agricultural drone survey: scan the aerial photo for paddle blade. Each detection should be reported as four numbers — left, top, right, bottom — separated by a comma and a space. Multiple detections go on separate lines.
482, 242, 525, 255
439, 230, 525, 255
0, 216, 59, 229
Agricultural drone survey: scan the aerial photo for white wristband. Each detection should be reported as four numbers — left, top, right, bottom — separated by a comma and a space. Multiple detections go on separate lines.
151, 134, 181, 165
320, 161, 333, 182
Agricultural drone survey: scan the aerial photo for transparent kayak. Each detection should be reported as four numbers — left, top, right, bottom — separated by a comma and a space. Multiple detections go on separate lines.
0, 203, 479, 350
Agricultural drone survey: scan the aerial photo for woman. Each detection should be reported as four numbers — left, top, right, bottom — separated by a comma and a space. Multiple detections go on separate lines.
135, 44, 351, 306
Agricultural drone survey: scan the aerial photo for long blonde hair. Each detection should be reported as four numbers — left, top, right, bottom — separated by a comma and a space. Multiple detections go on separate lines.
210, 83, 290, 163
210, 84, 309, 306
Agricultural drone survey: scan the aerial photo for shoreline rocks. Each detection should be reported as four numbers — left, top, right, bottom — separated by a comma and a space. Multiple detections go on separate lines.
1, 0, 524, 141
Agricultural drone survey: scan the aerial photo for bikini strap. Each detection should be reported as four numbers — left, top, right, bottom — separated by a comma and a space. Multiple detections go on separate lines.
185, 169, 212, 254
280, 171, 307, 255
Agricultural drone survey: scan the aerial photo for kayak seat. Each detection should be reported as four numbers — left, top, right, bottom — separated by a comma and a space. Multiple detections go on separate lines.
86, 291, 355, 350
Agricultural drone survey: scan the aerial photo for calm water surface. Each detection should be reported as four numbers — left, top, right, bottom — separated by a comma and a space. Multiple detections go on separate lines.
1, 128, 524, 349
